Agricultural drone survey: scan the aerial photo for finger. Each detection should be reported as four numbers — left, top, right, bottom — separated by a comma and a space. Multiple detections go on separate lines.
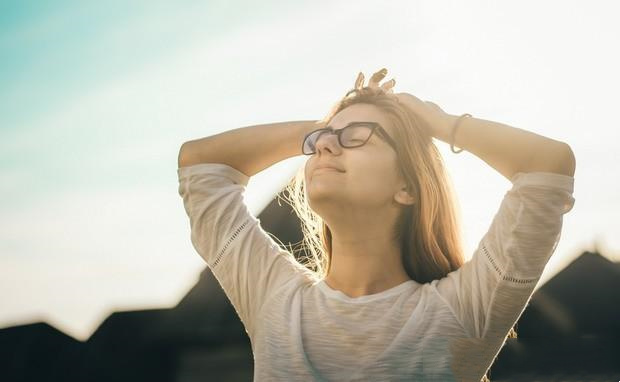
383, 87, 395, 94
380, 78, 396, 92
355, 72, 365, 89
369, 68, 387, 88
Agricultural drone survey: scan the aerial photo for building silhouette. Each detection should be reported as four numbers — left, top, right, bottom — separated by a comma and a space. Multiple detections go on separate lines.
2, 192, 619, 381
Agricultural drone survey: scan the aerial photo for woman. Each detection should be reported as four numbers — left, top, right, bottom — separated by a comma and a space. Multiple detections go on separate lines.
177, 68, 575, 381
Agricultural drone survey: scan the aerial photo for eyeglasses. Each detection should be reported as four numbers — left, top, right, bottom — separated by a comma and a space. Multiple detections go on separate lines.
302, 121, 397, 155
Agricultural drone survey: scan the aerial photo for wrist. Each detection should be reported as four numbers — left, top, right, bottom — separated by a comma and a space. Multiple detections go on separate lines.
433, 114, 459, 142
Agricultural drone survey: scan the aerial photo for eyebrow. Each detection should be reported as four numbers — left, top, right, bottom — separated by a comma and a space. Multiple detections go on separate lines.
325, 121, 378, 130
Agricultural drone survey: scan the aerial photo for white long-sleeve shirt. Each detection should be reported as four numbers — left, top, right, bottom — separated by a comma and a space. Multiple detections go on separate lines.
177, 162, 575, 381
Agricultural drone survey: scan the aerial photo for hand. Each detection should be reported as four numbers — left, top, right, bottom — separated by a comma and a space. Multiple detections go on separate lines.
393, 92, 454, 139
354, 67, 396, 93
353, 68, 453, 138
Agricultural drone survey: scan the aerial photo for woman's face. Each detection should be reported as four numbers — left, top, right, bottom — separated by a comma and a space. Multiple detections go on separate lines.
304, 103, 410, 219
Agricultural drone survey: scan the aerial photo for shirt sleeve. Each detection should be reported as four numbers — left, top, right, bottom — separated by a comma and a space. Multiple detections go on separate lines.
177, 162, 315, 337
434, 171, 575, 339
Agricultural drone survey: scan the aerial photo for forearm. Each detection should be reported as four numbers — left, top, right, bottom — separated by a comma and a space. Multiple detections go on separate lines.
435, 114, 576, 180
178, 120, 321, 177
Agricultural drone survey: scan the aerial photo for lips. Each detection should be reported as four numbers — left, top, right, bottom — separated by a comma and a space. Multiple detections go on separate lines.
314, 167, 340, 174
314, 163, 344, 174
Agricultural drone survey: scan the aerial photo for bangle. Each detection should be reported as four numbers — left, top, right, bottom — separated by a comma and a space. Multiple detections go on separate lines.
450, 113, 472, 153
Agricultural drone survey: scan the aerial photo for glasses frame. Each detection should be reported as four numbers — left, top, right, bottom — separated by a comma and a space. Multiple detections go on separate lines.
302, 121, 398, 155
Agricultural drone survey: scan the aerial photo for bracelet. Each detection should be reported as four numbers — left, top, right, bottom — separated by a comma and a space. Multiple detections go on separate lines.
450, 113, 472, 153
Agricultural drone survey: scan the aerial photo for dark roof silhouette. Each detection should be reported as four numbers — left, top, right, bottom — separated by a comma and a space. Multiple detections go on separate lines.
1, 191, 618, 381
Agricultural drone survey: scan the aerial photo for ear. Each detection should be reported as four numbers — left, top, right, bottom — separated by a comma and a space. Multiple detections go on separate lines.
394, 186, 416, 206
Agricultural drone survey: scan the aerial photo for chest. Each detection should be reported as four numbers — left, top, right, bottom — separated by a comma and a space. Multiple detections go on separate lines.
252, 288, 464, 381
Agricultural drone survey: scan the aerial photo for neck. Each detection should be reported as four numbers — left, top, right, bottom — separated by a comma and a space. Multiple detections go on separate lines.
323, 227, 411, 298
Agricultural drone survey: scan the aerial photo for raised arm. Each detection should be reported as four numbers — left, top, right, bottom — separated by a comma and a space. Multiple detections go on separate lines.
435, 113, 576, 179
177, 120, 324, 337
178, 120, 323, 176
394, 92, 576, 180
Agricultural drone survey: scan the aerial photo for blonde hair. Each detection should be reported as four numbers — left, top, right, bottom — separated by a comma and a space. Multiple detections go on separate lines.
281, 84, 516, 381
284, 84, 467, 282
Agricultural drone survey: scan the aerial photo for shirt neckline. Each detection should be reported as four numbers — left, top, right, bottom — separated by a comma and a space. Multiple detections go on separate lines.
316, 279, 418, 303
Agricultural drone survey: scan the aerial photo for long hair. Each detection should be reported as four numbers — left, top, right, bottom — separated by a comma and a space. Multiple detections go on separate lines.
283, 84, 466, 283
281, 83, 517, 381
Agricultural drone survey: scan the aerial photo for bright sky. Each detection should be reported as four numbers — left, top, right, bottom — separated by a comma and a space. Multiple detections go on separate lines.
1, 0, 618, 341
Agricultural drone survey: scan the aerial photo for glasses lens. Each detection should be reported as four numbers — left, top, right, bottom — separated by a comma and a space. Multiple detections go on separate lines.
303, 129, 327, 154
341, 124, 373, 147
302, 124, 374, 154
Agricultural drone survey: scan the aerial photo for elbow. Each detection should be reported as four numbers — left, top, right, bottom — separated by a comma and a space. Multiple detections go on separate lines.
524, 141, 576, 177
178, 141, 194, 168
554, 142, 576, 177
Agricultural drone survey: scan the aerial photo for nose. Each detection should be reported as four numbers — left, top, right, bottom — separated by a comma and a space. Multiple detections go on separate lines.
314, 131, 342, 155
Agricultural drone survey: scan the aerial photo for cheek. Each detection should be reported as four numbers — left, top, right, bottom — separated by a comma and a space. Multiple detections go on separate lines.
350, 162, 399, 199
360, 156, 397, 181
